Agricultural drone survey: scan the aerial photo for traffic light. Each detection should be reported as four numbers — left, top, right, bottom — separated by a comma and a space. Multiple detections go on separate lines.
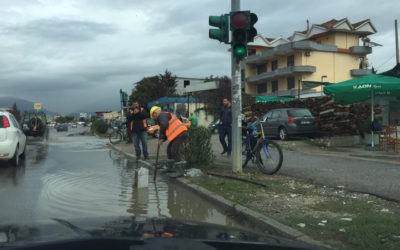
230, 11, 258, 61
209, 14, 229, 44
248, 13, 258, 42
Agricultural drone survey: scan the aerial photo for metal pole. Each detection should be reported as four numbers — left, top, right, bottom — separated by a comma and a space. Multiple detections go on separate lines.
395, 20, 399, 64
371, 93, 375, 147
231, 0, 242, 173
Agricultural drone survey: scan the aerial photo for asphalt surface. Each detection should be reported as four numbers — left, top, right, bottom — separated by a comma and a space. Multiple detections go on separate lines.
0, 127, 242, 228
211, 134, 400, 201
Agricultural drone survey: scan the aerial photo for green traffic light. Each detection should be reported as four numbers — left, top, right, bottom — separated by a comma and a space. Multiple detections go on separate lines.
208, 14, 229, 44
233, 45, 246, 57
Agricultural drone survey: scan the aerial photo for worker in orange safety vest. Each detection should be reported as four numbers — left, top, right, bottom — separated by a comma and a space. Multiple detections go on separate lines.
150, 106, 189, 163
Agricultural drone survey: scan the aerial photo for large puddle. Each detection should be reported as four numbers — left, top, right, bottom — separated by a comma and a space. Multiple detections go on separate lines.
1, 131, 247, 230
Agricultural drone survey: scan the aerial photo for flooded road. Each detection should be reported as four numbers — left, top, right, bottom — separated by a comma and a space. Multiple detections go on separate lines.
0, 127, 244, 230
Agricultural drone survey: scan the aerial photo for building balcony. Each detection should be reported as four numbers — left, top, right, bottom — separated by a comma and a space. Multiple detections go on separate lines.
247, 65, 316, 83
350, 69, 371, 76
246, 40, 337, 64
349, 46, 372, 54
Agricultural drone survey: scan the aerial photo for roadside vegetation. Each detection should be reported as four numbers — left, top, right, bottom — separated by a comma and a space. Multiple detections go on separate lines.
191, 171, 400, 250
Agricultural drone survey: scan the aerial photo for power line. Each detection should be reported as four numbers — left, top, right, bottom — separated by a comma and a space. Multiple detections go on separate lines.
376, 54, 396, 70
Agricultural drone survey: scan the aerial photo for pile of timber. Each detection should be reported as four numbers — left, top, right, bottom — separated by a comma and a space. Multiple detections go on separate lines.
249, 96, 381, 136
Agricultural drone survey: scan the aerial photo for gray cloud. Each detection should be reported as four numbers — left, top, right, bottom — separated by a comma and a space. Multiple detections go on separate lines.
7, 18, 117, 42
0, 0, 399, 114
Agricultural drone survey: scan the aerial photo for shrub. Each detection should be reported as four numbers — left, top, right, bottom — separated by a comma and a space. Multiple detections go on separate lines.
91, 119, 108, 135
182, 126, 214, 169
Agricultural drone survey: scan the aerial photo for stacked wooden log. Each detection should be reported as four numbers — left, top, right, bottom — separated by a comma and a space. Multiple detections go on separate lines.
249, 96, 381, 136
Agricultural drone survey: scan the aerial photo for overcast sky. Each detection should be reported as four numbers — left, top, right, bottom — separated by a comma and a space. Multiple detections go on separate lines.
0, 0, 399, 114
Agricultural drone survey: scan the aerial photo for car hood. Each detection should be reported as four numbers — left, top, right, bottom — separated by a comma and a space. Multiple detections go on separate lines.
0, 217, 321, 249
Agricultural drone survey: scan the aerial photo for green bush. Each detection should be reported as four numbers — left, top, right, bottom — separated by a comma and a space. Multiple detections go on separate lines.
182, 126, 214, 169
91, 119, 108, 135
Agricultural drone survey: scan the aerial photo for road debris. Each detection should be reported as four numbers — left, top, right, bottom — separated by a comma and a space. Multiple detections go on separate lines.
297, 223, 306, 228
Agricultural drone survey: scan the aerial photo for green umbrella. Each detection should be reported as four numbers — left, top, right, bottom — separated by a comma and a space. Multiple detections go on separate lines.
324, 74, 400, 104
324, 74, 400, 147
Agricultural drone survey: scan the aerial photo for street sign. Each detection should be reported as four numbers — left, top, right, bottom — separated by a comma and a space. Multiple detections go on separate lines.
34, 102, 42, 110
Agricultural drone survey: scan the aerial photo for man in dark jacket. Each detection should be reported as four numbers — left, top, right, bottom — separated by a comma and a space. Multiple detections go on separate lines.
219, 98, 232, 157
127, 101, 149, 160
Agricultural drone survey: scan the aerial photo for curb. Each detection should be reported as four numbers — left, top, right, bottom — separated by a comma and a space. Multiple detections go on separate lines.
174, 178, 332, 250
107, 144, 331, 247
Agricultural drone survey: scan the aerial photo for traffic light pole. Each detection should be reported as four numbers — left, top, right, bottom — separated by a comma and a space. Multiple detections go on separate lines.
231, 0, 242, 173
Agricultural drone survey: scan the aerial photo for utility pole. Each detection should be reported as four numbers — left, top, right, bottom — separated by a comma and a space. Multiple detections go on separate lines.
231, 0, 242, 173
395, 20, 399, 64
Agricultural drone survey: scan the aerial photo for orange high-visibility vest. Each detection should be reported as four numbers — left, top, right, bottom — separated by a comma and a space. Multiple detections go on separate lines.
166, 113, 188, 142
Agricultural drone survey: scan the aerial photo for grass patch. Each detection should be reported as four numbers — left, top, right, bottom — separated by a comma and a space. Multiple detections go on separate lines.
282, 212, 400, 250
312, 199, 374, 214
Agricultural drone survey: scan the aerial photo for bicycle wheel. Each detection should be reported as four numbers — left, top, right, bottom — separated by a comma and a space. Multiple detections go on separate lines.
109, 131, 122, 144
256, 140, 283, 175
242, 141, 250, 168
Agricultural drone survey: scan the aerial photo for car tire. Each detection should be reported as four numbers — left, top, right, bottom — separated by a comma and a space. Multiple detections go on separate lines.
10, 146, 19, 167
279, 127, 288, 140
20, 145, 26, 159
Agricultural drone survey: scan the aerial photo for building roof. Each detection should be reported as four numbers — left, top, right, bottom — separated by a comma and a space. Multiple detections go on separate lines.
248, 18, 377, 48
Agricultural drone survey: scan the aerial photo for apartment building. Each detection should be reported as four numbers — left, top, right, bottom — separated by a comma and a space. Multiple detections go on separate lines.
243, 18, 377, 98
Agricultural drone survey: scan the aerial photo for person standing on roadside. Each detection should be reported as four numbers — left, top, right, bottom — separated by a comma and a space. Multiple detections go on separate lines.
219, 98, 232, 157
188, 112, 198, 127
128, 101, 149, 160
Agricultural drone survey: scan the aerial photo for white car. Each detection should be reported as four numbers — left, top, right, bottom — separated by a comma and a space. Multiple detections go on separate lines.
0, 110, 26, 166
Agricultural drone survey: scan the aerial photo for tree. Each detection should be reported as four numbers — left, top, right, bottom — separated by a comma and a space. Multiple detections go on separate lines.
10, 103, 21, 122
371, 66, 378, 74
130, 70, 177, 106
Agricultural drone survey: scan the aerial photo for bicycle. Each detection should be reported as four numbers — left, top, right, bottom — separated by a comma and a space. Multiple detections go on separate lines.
242, 118, 283, 175
109, 123, 128, 144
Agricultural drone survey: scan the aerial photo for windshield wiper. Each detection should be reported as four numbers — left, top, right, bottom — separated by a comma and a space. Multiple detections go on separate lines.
52, 218, 92, 238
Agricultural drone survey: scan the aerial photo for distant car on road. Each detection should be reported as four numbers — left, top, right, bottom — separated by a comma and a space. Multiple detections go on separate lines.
259, 108, 317, 140
56, 123, 68, 132
0, 110, 26, 166
71, 123, 78, 128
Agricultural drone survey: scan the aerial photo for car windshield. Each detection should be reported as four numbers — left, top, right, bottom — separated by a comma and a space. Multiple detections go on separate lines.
1, 1, 400, 250
287, 109, 312, 117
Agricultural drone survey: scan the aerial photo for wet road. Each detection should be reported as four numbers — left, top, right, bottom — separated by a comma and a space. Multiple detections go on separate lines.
0, 127, 243, 229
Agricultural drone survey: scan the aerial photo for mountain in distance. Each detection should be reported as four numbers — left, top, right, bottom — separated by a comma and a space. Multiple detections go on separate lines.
0, 96, 58, 115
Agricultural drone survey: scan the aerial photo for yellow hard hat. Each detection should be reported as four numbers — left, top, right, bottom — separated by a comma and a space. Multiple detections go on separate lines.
150, 106, 161, 118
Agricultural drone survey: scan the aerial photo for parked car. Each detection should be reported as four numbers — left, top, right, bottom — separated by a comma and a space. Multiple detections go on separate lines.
0, 110, 26, 166
208, 119, 220, 134
71, 123, 78, 128
56, 123, 69, 132
259, 108, 317, 140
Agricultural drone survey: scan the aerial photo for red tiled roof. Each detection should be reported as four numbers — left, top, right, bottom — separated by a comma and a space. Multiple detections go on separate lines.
352, 19, 369, 28
318, 18, 345, 29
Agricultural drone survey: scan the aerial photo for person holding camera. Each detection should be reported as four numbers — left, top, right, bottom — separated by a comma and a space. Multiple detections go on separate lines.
127, 101, 149, 160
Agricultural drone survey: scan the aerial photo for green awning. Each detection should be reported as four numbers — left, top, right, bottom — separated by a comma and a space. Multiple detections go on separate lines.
256, 96, 295, 103
324, 74, 400, 104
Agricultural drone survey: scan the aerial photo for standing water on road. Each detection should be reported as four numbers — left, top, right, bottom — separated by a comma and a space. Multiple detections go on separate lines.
0, 129, 243, 230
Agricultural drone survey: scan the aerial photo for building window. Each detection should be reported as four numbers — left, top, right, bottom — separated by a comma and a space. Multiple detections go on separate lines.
248, 49, 256, 56
257, 83, 267, 94
287, 55, 295, 67
272, 80, 278, 92
241, 69, 245, 81
287, 77, 295, 89
256, 64, 267, 74
271, 60, 278, 71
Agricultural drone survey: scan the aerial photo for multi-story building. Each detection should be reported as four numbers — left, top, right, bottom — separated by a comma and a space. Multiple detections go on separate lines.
243, 18, 377, 98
